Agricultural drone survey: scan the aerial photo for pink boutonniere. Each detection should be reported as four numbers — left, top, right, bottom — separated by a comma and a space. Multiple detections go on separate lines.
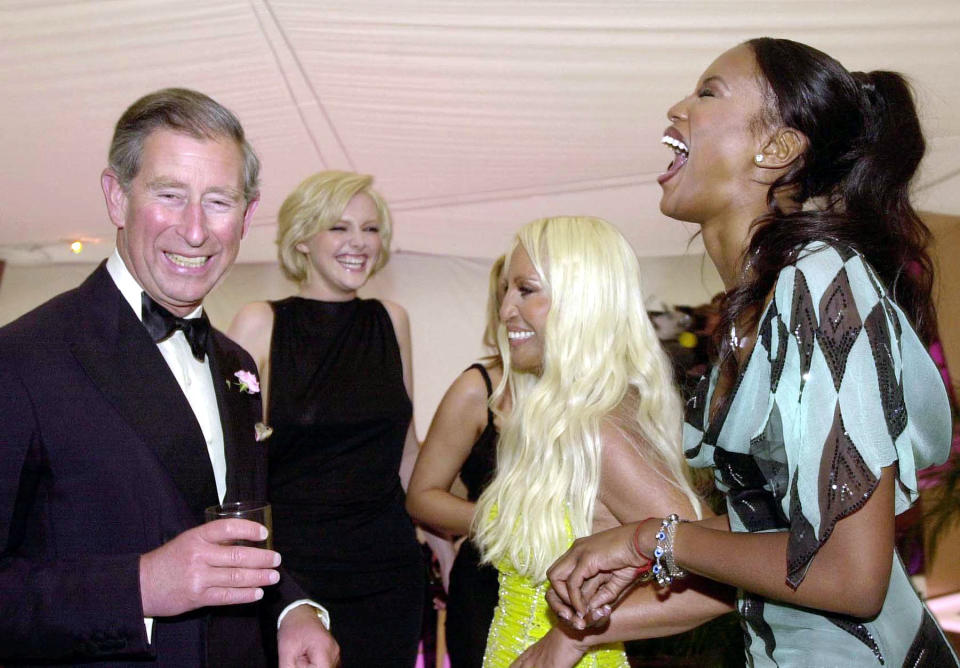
227, 369, 261, 394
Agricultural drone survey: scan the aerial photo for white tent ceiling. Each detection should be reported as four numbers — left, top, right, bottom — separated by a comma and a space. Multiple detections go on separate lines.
2, 1, 959, 266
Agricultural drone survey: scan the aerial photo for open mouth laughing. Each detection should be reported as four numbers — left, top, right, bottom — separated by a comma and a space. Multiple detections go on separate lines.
658, 127, 689, 185
507, 329, 534, 344
165, 251, 209, 268
336, 254, 368, 272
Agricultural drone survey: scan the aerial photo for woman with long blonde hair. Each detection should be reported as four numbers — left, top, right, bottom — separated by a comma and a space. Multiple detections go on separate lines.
474, 217, 724, 667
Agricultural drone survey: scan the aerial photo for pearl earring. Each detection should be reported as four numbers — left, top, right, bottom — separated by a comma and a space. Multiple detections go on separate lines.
754, 154, 764, 164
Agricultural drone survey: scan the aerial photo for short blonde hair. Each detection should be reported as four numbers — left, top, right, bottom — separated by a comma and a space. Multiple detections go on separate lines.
276, 171, 393, 283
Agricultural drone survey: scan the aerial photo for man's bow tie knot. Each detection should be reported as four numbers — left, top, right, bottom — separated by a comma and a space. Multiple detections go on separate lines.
141, 292, 210, 361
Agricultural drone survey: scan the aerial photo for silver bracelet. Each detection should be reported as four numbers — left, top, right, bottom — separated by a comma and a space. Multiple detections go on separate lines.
652, 514, 687, 587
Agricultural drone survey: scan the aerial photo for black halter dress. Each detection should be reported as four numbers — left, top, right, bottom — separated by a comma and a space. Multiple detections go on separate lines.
267, 296, 424, 667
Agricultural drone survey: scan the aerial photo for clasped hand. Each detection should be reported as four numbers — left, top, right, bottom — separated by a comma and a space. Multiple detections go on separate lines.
139, 518, 280, 617
546, 521, 652, 631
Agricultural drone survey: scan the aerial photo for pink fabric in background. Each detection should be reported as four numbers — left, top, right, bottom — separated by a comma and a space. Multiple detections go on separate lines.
415, 641, 451, 668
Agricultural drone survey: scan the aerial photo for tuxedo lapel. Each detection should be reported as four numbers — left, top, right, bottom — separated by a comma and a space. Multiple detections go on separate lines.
208, 332, 264, 504
70, 267, 219, 520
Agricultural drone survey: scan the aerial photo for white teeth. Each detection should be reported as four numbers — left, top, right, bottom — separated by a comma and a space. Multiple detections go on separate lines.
507, 330, 534, 341
337, 256, 365, 269
661, 136, 689, 154
165, 252, 207, 267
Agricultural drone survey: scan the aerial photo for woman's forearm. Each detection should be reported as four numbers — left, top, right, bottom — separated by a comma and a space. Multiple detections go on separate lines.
578, 576, 734, 646
670, 521, 888, 618
405, 488, 476, 537
658, 468, 896, 618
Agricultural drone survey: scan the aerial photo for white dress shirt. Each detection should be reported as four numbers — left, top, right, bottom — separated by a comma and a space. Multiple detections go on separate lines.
105, 251, 329, 640
106, 251, 227, 500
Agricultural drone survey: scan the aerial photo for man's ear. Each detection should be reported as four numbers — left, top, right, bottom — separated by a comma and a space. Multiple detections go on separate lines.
241, 192, 260, 239
101, 169, 128, 229
756, 128, 807, 170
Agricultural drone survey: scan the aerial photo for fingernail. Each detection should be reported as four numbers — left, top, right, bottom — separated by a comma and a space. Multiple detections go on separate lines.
254, 588, 264, 600
558, 610, 569, 620
269, 571, 280, 584
260, 526, 269, 540
272, 552, 281, 567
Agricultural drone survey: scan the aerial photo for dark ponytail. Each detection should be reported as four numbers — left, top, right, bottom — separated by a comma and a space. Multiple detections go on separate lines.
715, 38, 937, 373
845, 70, 934, 335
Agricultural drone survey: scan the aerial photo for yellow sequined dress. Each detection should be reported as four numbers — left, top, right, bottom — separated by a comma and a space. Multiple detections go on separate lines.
482, 545, 629, 667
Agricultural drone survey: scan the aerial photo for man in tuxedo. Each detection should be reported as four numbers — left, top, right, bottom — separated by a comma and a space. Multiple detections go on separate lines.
0, 89, 339, 667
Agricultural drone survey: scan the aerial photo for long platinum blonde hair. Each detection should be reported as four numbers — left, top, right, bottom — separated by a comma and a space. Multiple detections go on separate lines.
473, 217, 700, 582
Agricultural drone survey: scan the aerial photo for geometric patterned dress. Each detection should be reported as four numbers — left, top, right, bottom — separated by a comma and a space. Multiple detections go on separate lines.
685, 243, 959, 667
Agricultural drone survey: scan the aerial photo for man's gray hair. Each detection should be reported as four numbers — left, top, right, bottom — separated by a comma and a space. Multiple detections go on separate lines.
108, 88, 259, 203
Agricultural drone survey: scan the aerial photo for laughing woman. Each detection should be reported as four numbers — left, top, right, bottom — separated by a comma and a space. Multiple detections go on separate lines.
473, 217, 727, 668
547, 39, 959, 667
228, 171, 424, 667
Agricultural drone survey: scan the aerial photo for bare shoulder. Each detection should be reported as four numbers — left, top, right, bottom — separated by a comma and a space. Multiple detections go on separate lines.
446, 364, 493, 407
379, 299, 412, 350
421, 364, 494, 456
599, 422, 660, 490
379, 299, 409, 329
379, 299, 414, 393
226, 301, 274, 361
480, 359, 503, 386
598, 421, 646, 468
598, 419, 695, 521
229, 301, 274, 330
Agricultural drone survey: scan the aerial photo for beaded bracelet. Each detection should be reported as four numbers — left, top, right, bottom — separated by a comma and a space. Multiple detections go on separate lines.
652, 514, 687, 587
663, 517, 686, 580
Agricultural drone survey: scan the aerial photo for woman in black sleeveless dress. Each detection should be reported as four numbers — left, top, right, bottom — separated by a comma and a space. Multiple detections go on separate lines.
407, 257, 507, 667
229, 171, 424, 667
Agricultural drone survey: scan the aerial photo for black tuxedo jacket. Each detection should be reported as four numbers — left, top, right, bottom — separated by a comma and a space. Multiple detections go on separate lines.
0, 264, 302, 667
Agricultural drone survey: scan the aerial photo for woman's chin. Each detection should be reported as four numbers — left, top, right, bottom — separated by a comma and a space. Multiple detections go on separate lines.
658, 197, 698, 224
509, 355, 542, 375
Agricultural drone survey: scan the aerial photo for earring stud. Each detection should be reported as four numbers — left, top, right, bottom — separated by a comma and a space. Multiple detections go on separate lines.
754, 154, 764, 164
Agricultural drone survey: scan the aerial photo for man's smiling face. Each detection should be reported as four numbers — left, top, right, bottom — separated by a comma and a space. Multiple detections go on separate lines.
105, 128, 257, 316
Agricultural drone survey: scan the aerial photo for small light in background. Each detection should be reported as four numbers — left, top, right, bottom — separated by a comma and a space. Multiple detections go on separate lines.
70, 240, 83, 254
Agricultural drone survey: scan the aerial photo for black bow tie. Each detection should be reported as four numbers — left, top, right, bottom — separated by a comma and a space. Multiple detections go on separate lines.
141, 292, 211, 362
